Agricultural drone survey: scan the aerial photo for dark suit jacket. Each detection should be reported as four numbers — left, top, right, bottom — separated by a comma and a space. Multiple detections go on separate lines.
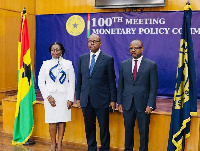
117, 57, 158, 112
76, 51, 117, 108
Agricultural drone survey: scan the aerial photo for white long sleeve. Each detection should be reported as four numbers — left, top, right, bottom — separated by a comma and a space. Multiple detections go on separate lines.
38, 59, 75, 102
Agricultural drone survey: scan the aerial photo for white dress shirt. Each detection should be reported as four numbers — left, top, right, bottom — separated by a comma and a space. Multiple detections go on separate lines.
132, 56, 143, 73
89, 49, 101, 67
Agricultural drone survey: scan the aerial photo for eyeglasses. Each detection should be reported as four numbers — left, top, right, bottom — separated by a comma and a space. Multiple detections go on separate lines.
88, 40, 100, 44
51, 49, 61, 52
129, 47, 143, 50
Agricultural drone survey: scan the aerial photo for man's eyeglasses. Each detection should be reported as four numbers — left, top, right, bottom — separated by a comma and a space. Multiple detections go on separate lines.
51, 49, 61, 52
129, 47, 143, 50
88, 40, 100, 44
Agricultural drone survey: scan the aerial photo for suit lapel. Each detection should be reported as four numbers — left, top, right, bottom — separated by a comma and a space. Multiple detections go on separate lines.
135, 57, 147, 82
127, 58, 134, 83
90, 51, 104, 77
85, 53, 90, 75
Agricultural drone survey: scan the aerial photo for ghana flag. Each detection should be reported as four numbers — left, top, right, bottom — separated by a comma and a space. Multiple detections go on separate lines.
12, 12, 36, 145
167, 4, 197, 151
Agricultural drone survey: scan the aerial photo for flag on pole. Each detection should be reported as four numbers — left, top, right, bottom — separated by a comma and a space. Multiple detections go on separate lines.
12, 11, 36, 145
167, 4, 197, 151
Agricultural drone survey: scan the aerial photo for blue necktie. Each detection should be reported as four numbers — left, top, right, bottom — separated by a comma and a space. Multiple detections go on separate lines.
90, 54, 96, 76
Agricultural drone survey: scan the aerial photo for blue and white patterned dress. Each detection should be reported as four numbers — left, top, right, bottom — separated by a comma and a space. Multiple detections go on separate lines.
38, 57, 75, 123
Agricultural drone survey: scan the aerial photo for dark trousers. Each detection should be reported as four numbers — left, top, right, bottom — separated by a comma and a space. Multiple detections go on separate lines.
82, 101, 110, 151
123, 101, 150, 151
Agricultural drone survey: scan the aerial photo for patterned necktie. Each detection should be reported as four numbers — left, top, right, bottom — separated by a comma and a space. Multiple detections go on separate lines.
90, 54, 96, 76
133, 60, 138, 81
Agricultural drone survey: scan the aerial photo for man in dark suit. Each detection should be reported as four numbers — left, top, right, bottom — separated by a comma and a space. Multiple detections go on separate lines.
76, 34, 117, 151
117, 39, 158, 151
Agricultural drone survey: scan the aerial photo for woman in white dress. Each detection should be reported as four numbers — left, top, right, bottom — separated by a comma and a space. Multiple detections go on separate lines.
38, 42, 75, 151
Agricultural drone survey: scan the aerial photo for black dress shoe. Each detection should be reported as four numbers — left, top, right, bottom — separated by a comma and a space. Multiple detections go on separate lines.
23, 139, 35, 145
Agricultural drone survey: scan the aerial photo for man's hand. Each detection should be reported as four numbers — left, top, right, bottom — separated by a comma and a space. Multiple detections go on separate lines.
109, 102, 116, 113
67, 101, 73, 109
118, 104, 123, 113
76, 100, 81, 108
145, 106, 153, 114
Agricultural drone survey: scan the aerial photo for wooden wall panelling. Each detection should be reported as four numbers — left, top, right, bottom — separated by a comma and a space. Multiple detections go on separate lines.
0, 0, 4, 8
0, 0, 35, 15
148, 113, 171, 151
36, 0, 124, 14
0, 10, 6, 100
0, 0, 36, 97
199, 116, 200, 151
3, 99, 200, 151
0, 10, 6, 89
5, 11, 21, 91
32, 103, 50, 139
3, 11, 35, 92
184, 116, 200, 151
64, 106, 87, 144
2, 97, 16, 134
35, 0, 200, 15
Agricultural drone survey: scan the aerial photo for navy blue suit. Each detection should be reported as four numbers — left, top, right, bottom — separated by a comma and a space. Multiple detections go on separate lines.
117, 57, 158, 151
76, 51, 117, 151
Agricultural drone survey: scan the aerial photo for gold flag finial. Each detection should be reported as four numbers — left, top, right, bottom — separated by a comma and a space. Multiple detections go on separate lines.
23, 7, 26, 14
186, 0, 190, 5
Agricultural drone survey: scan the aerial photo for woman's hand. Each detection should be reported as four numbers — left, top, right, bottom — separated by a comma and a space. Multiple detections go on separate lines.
67, 101, 73, 109
48, 96, 56, 107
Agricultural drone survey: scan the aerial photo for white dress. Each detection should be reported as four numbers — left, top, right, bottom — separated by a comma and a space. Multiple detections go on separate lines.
38, 57, 75, 123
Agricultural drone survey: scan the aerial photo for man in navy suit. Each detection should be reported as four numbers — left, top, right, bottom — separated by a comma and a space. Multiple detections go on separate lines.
117, 39, 158, 151
76, 34, 117, 151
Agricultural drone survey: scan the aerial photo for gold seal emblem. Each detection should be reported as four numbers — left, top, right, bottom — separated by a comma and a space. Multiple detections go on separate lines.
66, 15, 85, 36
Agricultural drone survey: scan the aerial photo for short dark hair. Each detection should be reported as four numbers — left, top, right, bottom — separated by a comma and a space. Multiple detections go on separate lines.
49, 42, 65, 56
89, 33, 101, 41
131, 39, 143, 47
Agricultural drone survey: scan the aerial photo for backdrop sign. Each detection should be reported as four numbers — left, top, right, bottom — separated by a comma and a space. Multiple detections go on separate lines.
35, 11, 200, 97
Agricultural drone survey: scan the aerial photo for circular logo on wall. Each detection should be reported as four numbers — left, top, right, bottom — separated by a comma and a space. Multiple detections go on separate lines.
66, 15, 85, 36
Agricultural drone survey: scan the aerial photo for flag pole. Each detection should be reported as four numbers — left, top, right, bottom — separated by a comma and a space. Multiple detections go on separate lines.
13, 7, 36, 146
182, 129, 186, 151
167, 0, 197, 150
22, 7, 36, 145
182, 1, 190, 150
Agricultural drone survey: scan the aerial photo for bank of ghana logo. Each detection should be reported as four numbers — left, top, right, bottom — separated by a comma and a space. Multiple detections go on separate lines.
66, 15, 85, 36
